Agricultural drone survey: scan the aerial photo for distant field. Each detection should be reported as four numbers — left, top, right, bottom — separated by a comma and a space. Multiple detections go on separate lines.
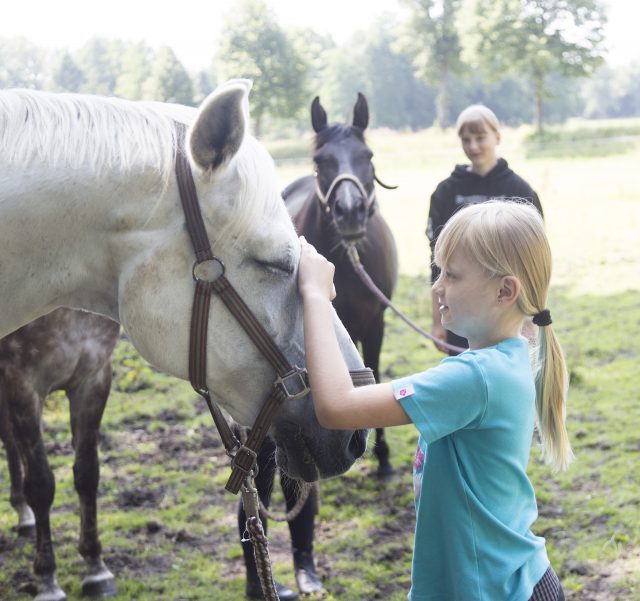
270, 120, 640, 294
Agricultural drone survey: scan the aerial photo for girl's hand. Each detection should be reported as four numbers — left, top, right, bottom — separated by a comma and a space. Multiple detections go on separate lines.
298, 236, 337, 301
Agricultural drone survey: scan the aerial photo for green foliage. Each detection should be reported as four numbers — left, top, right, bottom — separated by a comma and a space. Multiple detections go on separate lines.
474, 0, 607, 130
216, 0, 307, 135
398, 0, 464, 127
113, 42, 153, 100
142, 46, 194, 105
112, 337, 155, 392
75, 37, 123, 95
50, 51, 85, 92
0, 36, 46, 89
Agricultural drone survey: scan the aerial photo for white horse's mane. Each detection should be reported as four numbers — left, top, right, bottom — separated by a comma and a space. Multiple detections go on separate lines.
0, 89, 283, 247
0, 89, 187, 179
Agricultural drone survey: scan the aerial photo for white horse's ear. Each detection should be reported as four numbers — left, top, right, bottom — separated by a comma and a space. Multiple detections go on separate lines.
188, 79, 252, 171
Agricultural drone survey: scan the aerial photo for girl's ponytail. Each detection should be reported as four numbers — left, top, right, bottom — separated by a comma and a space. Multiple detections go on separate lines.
534, 321, 573, 471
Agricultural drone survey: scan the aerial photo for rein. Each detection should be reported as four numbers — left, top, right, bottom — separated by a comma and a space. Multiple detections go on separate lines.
345, 245, 467, 355
311, 166, 462, 354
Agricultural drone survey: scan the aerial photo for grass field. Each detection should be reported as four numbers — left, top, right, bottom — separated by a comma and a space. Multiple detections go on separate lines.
1, 121, 639, 600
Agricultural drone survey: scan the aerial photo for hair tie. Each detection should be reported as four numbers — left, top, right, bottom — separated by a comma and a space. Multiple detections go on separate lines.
533, 309, 552, 327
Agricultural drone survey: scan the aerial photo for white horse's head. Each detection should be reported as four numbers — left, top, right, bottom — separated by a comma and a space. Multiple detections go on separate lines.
113, 80, 368, 481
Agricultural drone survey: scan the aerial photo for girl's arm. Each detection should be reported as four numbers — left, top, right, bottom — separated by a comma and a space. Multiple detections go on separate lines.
298, 237, 411, 430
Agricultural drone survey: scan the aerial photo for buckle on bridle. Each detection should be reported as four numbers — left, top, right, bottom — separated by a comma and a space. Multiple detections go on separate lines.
274, 366, 310, 401
230, 445, 258, 478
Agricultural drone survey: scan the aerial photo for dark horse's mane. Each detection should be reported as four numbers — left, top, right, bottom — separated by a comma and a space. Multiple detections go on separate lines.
314, 123, 365, 149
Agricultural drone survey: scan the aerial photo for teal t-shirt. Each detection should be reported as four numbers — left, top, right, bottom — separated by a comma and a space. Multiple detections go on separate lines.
392, 337, 549, 601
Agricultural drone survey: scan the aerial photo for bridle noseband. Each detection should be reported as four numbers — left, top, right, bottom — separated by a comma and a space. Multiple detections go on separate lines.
314, 172, 376, 214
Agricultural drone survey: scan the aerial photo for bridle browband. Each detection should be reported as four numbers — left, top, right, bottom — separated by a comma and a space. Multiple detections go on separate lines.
174, 123, 310, 494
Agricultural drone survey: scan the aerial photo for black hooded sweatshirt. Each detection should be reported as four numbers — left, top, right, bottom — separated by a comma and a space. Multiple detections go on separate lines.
426, 158, 543, 283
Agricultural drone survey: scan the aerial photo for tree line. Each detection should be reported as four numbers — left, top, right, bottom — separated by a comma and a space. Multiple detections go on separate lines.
1, 0, 638, 137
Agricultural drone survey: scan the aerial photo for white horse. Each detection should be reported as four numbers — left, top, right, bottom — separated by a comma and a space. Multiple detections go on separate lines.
0, 81, 368, 601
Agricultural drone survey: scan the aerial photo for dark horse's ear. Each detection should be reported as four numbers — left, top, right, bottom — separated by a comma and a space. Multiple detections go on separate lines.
352, 92, 369, 130
311, 96, 327, 133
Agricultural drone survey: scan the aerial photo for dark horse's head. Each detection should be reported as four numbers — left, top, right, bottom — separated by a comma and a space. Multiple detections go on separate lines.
312, 93, 393, 242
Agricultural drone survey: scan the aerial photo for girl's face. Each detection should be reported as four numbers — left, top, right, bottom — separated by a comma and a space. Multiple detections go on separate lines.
459, 123, 500, 174
432, 247, 502, 348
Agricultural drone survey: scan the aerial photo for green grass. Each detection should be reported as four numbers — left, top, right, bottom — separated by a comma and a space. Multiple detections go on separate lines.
1, 119, 639, 600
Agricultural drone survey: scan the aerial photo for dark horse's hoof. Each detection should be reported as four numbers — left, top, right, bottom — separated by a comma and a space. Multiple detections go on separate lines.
17, 523, 36, 538
375, 463, 395, 479
81, 571, 117, 598
246, 579, 299, 600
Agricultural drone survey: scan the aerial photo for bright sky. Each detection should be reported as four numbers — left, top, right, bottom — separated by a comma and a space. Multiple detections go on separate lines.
2, 0, 637, 72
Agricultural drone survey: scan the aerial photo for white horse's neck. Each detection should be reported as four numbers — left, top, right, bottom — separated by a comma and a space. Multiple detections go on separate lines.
0, 164, 173, 337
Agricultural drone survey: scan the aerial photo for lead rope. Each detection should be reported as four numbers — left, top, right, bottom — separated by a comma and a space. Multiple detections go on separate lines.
241, 475, 280, 601
346, 244, 467, 355
236, 427, 316, 523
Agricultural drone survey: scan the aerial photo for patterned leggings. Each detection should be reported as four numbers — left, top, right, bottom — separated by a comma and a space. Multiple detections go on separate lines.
529, 566, 565, 601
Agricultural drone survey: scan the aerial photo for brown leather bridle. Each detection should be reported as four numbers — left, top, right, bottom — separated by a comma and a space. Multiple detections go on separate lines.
174, 123, 373, 495
174, 123, 313, 494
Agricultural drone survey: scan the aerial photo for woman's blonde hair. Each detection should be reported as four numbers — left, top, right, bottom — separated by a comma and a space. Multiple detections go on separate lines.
434, 200, 573, 471
456, 104, 500, 137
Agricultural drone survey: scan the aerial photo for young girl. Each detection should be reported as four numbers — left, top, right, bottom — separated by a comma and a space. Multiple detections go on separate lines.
298, 200, 571, 601
427, 105, 543, 355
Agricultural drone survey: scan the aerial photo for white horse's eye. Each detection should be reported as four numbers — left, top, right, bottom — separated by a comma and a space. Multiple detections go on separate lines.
254, 258, 294, 276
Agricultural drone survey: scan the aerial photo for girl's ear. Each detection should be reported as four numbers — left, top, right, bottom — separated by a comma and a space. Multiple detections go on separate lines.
497, 275, 520, 305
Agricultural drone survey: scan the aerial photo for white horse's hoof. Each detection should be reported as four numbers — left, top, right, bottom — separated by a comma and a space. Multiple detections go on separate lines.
82, 566, 117, 597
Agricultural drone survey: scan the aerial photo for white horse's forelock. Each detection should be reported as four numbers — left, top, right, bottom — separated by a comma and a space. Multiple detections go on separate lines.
214, 133, 284, 248
0, 89, 185, 181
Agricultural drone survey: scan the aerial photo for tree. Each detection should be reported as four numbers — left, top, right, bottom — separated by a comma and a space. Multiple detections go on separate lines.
0, 37, 46, 89
474, 0, 607, 132
74, 37, 123, 95
142, 46, 194, 105
216, 0, 307, 136
114, 42, 154, 100
398, 0, 464, 128
51, 51, 85, 92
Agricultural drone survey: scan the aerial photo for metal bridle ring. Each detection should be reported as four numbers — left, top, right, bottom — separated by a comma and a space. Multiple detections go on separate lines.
192, 257, 225, 282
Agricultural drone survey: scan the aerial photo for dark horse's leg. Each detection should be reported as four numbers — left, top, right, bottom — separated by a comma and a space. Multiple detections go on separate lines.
7, 382, 66, 601
0, 392, 36, 536
361, 314, 394, 478
67, 364, 116, 598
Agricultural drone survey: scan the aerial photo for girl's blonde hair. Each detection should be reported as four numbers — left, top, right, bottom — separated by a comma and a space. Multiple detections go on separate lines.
456, 104, 500, 137
434, 200, 573, 471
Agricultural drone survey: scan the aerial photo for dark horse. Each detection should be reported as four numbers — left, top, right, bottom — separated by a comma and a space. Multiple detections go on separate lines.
0, 308, 120, 600
282, 94, 398, 476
